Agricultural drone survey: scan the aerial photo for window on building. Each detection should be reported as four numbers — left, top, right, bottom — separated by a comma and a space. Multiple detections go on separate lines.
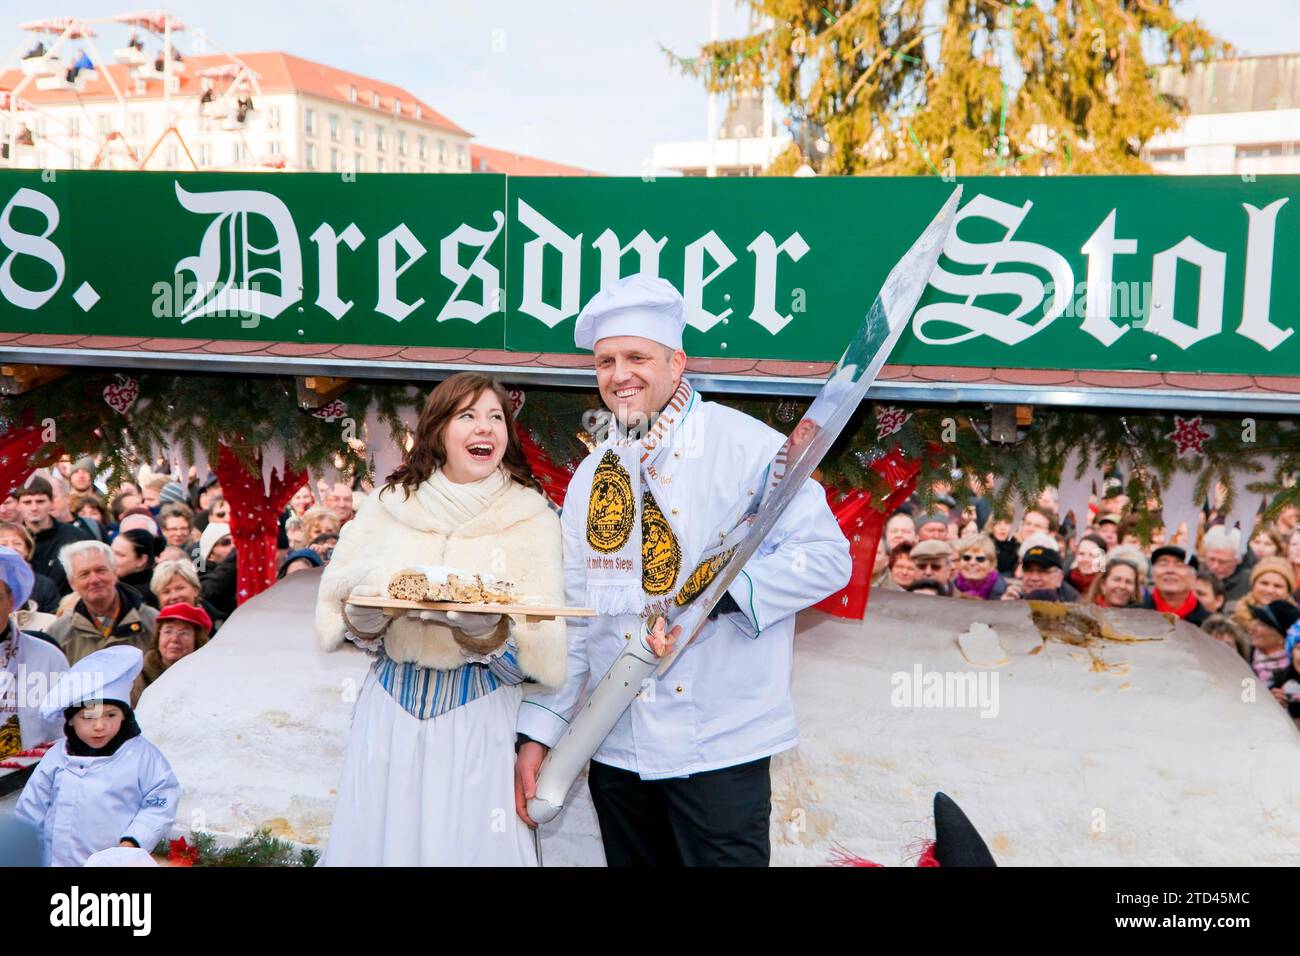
331, 148, 340, 172
348, 85, 357, 103
166, 143, 179, 167
1238, 143, 1287, 158
414, 105, 422, 120
393, 97, 401, 116
128, 112, 143, 137
304, 109, 315, 135
397, 160, 406, 173
268, 140, 280, 157
437, 139, 446, 164
398, 130, 406, 155
305, 142, 316, 169
198, 143, 211, 166
268, 104, 281, 128
377, 157, 385, 173
329, 114, 339, 141
96, 114, 111, 136
68, 147, 81, 169
354, 154, 365, 173
418, 135, 427, 160
67, 117, 80, 138
457, 143, 465, 168
33, 118, 46, 138
232, 143, 244, 164
353, 119, 364, 146
419, 166, 427, 174
375, 125, 385, 150
371, 91, 380, 108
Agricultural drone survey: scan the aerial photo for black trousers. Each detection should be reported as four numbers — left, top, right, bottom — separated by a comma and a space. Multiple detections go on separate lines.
587, 757, 772, 867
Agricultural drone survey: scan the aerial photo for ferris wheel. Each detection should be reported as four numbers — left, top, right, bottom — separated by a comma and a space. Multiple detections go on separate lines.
0, 9, 275, 172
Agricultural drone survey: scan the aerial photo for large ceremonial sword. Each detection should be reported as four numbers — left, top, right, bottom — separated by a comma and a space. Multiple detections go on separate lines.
527, 185, 964, 825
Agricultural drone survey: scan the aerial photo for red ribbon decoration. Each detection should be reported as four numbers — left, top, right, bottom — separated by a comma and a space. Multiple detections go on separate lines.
517, 427, 576, 509
213, 443, 307, 606
0, 411, 59, 494
813, 447, 920, 620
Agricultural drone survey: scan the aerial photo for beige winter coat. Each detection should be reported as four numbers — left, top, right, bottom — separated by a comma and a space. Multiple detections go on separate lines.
315, 477, 566, 689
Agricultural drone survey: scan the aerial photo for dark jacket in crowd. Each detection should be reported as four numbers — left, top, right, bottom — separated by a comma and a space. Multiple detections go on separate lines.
72, 514, 107, 543
118, 569, 160, 609
30, 571, 60, 615
201, 550, 238, 618
994, 537, 1019, 576
198, 596, 225, 636
29, 519, 92, 596
1219, 563, 1252, 603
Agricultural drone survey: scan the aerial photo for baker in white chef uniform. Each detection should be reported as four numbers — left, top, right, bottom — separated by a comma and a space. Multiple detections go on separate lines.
0, 546, 67, 751
16, 645, 179, 866
514, 273, 851, 866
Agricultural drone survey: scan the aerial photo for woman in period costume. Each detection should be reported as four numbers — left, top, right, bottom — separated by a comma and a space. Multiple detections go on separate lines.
316, 372, 566, 866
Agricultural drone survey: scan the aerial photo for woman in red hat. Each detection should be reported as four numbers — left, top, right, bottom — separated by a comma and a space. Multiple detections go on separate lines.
130, 602, 212, 705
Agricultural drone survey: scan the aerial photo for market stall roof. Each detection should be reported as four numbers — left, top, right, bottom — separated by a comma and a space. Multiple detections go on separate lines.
2, 331, 1296, 414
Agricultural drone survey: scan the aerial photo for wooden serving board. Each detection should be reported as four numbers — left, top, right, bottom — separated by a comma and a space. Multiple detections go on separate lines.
348, 594, 596, 623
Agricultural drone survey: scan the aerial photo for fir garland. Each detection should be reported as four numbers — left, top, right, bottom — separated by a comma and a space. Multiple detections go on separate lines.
2, 369, 1295, 537
0, 371, 420, 489
152, 829, 318, 867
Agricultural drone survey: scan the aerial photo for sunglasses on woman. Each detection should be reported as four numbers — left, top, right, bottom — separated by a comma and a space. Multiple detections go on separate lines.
959, 554, 989, 564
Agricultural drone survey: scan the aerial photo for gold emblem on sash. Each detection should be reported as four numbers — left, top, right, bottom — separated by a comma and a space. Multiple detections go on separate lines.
641, 491, 681, 595
674, 548, 735, 606
587, 450, 635, 553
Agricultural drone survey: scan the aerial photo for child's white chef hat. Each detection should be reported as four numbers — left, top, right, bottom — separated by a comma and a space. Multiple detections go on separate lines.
40, 645, 143, 720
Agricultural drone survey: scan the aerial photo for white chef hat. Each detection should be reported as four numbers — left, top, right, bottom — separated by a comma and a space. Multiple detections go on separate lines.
39, 645, 143, 720
573, 273, 686, 352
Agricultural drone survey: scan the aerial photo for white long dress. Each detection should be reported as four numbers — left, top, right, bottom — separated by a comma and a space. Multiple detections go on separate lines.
320, 668, 537, 867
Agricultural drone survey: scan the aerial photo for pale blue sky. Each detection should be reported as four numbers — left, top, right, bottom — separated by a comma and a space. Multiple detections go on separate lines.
1, 0, 1295, 174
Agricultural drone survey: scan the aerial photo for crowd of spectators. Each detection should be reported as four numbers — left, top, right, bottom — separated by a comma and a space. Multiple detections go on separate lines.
0, 455, 361, 679
874, 484, 1300, 725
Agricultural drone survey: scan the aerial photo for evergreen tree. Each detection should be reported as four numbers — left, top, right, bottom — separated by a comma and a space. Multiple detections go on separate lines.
672, 0, 1227, 175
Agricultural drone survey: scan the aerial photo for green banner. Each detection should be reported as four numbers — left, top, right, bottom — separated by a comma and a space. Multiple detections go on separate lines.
0, 170, 1295, 375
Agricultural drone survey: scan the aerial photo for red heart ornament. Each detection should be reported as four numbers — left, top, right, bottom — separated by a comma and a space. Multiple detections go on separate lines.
103, 378, 140, 414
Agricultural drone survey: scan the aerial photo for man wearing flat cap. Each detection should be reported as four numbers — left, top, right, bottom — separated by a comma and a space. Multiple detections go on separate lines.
514, 273, 851, 866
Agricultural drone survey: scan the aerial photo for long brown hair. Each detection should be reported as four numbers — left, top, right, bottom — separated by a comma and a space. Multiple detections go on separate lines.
383, 372, 540, 498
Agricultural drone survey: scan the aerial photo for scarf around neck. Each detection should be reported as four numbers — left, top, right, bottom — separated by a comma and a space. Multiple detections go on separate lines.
954, 570, 1000, 599
583, 380, 698, 616
1152, 588, 1198, 619
415, 467, 508, 534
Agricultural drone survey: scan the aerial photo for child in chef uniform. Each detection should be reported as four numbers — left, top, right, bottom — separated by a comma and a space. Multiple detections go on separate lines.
16, 645, 180, 866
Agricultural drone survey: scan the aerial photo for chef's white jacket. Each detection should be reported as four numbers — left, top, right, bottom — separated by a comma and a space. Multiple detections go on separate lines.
520, 393, 851, 779
16, 735, 180, 866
